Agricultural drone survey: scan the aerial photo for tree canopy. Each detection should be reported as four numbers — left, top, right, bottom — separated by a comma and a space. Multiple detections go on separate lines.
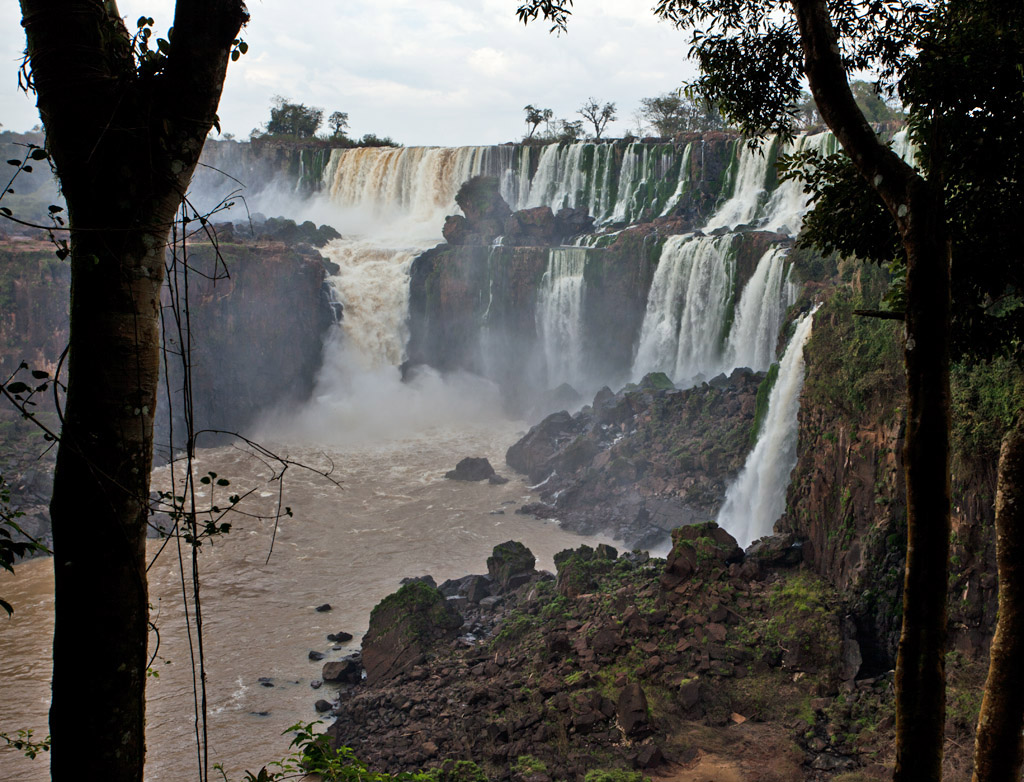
577, 97, 616, 140
264, 95, 323, 138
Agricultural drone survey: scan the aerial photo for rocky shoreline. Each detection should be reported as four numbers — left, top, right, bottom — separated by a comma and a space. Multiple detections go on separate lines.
304, 530, 987, 782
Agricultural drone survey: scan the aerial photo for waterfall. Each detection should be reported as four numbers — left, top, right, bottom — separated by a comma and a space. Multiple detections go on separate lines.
723, 247, 797, 372
631, 234, 736, 384
703, 139, 775, 231
716, 306, 819, 548
536, 248, 589, 389
760, 132, 837, 234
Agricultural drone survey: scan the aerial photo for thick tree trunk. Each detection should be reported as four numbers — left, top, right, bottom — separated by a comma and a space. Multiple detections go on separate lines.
971, 414, 1024, 782
791, 2, 952, 780
17, 2, 248, 780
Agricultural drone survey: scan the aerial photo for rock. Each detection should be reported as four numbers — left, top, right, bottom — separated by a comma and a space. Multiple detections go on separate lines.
487, 541, 536, 591
665, 522, 743, 583
308, 650, 325, 661
310, 679, 322, 689
745, 533, 804, 567
506, 410, 580, 481
503, 206, 561, 247
401, 575, 437, 589
464, 575, 492, 603
445, 457, 497, 482
617, 682, 653, 739
315, 603, 333, 612
322, 656, 362, 684
258, 678, 274, 687
314, 699, 333, 713
634, 744, 663, 769
327, 631, 354, 643
361, 581, 462, 684
455, 176, 512, 225
488, 474, 509, 485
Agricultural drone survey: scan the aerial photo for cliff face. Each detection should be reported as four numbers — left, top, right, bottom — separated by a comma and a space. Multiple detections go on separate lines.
0, 235, 335, 532
780, 259, 1006, 668
158, 239, 336, 455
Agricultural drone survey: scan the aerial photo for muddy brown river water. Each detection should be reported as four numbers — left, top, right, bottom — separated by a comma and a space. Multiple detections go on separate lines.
0, 422, 610, 781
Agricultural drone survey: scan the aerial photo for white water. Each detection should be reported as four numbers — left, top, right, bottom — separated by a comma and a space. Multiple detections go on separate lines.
723, 247, 798, 372
703, 140, 775, 231
631, 234, 736, 384
760, 132, 837, 234
717, 306, 819, 548
536, 248, 589, 390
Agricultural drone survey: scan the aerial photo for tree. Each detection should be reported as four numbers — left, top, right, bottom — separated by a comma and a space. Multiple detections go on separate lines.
577, 97, 616, 140
523, 104, 553, 139
638, 89, 727, 136
265, 95, 323, 138
514, 1, 1018, 780
15, 2, 247, 781
328, 111, 350, 138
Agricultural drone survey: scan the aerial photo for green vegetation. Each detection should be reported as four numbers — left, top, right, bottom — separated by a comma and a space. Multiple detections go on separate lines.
749, 362, 779, 445
583, 770, 646, 782
950, 357, 1024, 463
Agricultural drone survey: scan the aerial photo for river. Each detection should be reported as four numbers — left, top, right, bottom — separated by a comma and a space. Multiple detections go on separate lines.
0, 422, 610, 781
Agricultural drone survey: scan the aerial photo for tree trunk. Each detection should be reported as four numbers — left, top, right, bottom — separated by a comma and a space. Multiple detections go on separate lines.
791, 2, 952, 780
971, 413, 1024, 782
17, 2, 248, 779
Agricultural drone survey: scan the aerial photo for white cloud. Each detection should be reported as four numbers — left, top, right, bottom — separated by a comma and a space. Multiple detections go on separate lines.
0, 0, 699, 146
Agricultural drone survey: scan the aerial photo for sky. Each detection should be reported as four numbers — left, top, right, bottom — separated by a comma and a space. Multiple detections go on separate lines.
0, 0, 698, 147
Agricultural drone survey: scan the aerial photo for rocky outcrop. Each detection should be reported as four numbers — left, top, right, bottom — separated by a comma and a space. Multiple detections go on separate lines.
445, 457, 497, 482
324, 536, 963, 781
361, 580, 463, 685
506, 369, 763, 548
158, 237, 336, 456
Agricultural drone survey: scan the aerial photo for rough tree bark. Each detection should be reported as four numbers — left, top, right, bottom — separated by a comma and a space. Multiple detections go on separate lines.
790, 2, 952, 781
972, 414, 1024, 782
17, 1, 248, 780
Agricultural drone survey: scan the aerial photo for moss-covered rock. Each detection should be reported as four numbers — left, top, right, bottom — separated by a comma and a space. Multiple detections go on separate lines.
361, 581, 463, 684
487, 541, 537, 591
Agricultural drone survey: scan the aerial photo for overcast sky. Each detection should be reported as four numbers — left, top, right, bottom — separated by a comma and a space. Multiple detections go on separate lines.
0, 0, 698, 146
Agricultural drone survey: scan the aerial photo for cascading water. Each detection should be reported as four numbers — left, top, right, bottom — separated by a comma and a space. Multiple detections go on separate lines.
760, 132, 837, 234
703, 138, 777, 231
631, 234, 736, 384
716, 306, 819, 548
723, 247, 798, 372
536, 247, 589, 389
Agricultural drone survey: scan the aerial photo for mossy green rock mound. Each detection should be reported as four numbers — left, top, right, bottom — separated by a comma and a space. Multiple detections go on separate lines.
663, 521, 743, 583
362, 581, 462, 684
486, 540, 536, 591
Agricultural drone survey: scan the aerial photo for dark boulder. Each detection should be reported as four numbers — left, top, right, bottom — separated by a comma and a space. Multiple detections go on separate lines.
487, 541, 536, 591
361, 581, 462, 684
445, 457, 497, 482
322, 655, 362, 684
616, 683, 653, 739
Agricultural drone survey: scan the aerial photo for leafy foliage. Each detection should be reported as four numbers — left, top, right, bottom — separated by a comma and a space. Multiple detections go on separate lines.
265, 96, 324, 138
638, 89, 727, 136
523, 104, 553, 139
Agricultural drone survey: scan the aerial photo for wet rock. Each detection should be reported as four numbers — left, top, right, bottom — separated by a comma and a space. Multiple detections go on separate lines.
315, 603, 333, 612
314, 699, 333, 713
310, 679, 322, 689
445, 457, 497, 482
308, 650, 326, 661
488, 474, 509, 485
487, 541, 536, 591
401, 575, 437, 588
322, 655, 362, 684
327, 631, 354, 643
362, 581, 462, 684
745, 534, 804, 567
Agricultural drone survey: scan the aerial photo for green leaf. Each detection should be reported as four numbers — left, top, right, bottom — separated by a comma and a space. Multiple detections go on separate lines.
6, 160, 20, 166
4, 382, 29, 394
199, 476, 211, 485
0, 207, 11, 217
29, 149, 48, 160
156, 38, 170, 54
216, 478, 230, 486
47, 205, 63, 213
31, 370, 48, 379
231, 50, 240, 62
21, 165, 32, 173
137, 16, 148, 27
239, 41, 248, 54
